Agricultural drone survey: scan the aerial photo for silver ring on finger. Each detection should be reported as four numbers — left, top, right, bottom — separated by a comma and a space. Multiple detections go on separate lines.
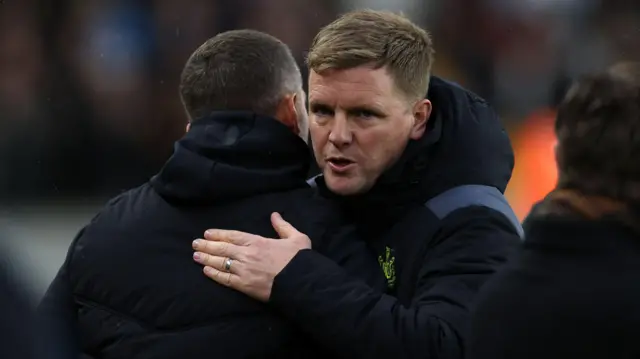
224, 257, 233, 272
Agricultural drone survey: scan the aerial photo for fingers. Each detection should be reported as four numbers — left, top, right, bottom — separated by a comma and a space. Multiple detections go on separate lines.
192, 239, 240, 259
204, 229, 258, 246
193, 252, 242, 274
270, 212, 300, 239
203, 266, 241, 289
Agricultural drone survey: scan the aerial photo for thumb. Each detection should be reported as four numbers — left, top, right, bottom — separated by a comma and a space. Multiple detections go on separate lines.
271, 212, 299, 239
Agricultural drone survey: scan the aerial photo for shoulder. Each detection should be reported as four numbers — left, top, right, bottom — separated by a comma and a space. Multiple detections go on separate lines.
425, 184, 523, 241
434, 206, 522, 256
66, 184, 157, 262
416, 206, 522, 286
81, 183, 159, 231
414, 186, 523, 271
95, 184, 156, 222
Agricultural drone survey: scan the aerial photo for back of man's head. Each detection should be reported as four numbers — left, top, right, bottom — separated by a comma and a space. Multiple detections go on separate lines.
555, 62, 640, 202
179, 30, 303, 123
307, 9, 434, 101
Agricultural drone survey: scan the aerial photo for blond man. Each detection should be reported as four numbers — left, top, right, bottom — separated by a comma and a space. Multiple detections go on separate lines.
194, 10, 521, 358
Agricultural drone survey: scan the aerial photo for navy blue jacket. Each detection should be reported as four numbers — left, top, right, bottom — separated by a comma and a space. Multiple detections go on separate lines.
38, 112, 386, 359
266, 77, 523, 359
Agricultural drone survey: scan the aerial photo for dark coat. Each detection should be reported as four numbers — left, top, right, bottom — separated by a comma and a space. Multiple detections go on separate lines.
467, 205, 640, 359
265, 77, 523, 359
38, 112, 386, 359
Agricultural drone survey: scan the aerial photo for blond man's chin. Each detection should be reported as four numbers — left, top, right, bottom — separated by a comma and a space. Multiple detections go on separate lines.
323, 172, 372, 196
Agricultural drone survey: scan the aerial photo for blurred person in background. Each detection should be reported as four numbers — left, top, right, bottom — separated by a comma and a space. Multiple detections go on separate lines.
0, 2, 54, 201
56, 0, 156, 195
192, 10, 521, 359
0, 251, 71, 359
468, 62, 640, 359
38, 29, 386, 358
0, 257, 41, 359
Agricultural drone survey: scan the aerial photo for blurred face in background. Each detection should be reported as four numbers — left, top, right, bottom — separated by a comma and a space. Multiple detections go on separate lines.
308, 66, 430, 196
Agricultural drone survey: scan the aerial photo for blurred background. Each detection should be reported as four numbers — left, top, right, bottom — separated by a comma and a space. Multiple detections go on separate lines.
1, 0, 639, 297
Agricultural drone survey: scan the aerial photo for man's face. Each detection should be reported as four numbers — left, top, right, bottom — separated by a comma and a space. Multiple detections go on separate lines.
308, 66, 430, 196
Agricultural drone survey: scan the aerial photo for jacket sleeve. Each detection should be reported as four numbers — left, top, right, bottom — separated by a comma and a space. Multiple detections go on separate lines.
268, 209, 520, 359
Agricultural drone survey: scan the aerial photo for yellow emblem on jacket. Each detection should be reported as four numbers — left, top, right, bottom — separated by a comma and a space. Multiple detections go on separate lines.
378, 246, 396, 290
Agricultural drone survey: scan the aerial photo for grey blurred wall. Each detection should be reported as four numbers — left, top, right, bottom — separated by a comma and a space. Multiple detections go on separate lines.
1, 205, 100, 299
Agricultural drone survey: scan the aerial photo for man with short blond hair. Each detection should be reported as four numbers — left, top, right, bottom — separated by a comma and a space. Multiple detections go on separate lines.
193, 10, 522, 359
305, 9, 436, 196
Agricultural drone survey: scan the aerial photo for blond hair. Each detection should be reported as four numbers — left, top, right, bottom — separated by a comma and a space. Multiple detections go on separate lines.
307, 9, 435, 101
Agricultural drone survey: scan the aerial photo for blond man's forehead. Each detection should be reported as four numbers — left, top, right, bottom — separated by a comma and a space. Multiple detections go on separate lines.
308, 67, 410, 111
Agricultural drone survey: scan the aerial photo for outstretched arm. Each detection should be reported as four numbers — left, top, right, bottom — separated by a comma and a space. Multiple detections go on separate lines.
193, 211, 519, 359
